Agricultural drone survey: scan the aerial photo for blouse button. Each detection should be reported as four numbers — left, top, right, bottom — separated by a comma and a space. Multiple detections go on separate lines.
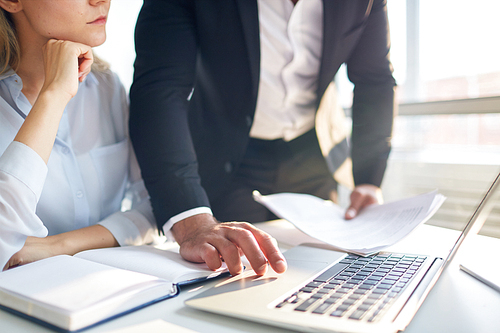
224, 162, 233, 173
76, 190, 84, 199
61, 147, 70, 155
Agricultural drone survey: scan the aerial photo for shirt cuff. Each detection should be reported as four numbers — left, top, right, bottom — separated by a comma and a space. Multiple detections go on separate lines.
0, 141, 47, 200
162, 207, 213, 239
98, 210, 160, 246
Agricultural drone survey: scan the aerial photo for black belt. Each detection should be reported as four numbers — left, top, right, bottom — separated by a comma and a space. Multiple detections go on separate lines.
247, 129, 318, 154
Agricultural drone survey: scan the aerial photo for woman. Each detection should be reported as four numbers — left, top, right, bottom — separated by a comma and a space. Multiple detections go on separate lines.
0, 0, 157, 270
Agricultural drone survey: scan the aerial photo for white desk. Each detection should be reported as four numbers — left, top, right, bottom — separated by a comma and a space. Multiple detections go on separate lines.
1, 221, 499, 333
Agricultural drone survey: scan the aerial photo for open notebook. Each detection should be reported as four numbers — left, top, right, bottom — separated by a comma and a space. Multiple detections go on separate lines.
0, 245, 228, 332
186, 171, 500, 333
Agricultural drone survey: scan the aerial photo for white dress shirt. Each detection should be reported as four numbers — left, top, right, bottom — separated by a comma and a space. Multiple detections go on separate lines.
0, 69, 158, 269
251, 0, 324, 141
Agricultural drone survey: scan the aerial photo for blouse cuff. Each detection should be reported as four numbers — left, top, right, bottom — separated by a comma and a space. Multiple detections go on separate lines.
98, 210, 159, 246
0, 141, 48, 200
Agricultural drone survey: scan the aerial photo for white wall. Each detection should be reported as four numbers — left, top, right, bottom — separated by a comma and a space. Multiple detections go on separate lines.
94, 0, 143, 92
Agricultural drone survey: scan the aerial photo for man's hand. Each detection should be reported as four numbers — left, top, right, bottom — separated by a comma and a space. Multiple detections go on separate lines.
345, 184, 383, 220
171, 214, 287, 276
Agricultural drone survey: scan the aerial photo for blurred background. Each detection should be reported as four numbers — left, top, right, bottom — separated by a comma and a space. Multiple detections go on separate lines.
97, 0, 500, 238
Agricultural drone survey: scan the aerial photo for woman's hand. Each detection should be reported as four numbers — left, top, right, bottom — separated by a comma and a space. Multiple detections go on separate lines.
40, 39, 94, 100
3, 225, 118, 271
14, 39, 94, 163
3, 236, 60, 270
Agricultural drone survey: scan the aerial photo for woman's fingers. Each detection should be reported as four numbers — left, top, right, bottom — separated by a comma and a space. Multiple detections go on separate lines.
77, 46, 94, 82
42, 39, 94, 96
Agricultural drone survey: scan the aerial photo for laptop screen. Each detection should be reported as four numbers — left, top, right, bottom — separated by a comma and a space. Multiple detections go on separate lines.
443, 170, 500, 268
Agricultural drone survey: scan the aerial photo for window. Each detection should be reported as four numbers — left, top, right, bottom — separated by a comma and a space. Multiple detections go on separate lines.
337, 0, 500, 106
396, 0, 500, 103
381, 0, 500, 238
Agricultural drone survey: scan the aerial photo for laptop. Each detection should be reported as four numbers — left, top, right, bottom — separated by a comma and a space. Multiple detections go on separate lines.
185, 171, 500, 333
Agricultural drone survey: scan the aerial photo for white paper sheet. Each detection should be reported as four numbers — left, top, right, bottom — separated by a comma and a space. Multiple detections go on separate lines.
254, 190, 446, 255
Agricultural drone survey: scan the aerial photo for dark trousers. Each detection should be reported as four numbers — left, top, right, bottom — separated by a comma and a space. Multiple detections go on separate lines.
211, 129, 337, 223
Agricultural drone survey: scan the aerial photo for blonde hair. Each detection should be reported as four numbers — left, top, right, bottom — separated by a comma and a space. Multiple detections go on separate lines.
92, 54, 110, 72
0, 9, 20, 74
0, 9, 109, 75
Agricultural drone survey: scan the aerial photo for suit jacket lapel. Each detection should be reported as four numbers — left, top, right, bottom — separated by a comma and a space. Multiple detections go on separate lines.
235, 0, 260, 104
317, 0, 374, 106
317, 0, 343, 106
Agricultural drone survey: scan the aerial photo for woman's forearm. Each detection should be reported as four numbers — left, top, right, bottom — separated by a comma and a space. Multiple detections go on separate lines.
14, 89, 70, 164
52, 224, 119, 256
4, 225, 119, 270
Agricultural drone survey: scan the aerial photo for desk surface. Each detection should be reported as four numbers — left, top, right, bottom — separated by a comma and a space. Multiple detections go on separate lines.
1, 222, 499, 333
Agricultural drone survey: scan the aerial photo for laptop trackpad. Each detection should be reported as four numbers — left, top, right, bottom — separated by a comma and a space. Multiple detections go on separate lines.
189, 271, 280, 299
188, 245, 345, 301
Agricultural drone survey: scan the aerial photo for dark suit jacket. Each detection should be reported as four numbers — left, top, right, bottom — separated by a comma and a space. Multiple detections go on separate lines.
129, 0, 396, 228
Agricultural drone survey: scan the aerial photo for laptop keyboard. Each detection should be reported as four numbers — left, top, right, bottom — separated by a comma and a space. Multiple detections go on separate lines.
275, 253, 428, 322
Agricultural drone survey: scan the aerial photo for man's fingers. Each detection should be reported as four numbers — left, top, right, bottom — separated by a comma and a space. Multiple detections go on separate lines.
224, 225, 269, 275
247, 226, 287, 274
345, 184, 383, 220
210, 233, 245, 275
178, 228, 244, 276
231, 223, 287, 275
198, 243, 225, 271
179, 241, 221, 269
345, 190, 363, 219
345, 206, 357, 219
176, 219, 286, 276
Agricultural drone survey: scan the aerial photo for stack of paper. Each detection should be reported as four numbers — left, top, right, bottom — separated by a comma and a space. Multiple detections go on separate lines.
254, 190, 446, 256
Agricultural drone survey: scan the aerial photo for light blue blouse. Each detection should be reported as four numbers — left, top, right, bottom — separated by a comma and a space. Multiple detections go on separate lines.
0, 68, 158, 268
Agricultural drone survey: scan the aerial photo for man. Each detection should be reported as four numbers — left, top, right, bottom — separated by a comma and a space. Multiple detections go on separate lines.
129, 0, 396, 276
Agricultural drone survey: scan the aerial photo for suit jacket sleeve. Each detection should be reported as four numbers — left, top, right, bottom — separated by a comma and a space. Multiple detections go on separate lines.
129, 0, 209, 229
346, 0, 396, 187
